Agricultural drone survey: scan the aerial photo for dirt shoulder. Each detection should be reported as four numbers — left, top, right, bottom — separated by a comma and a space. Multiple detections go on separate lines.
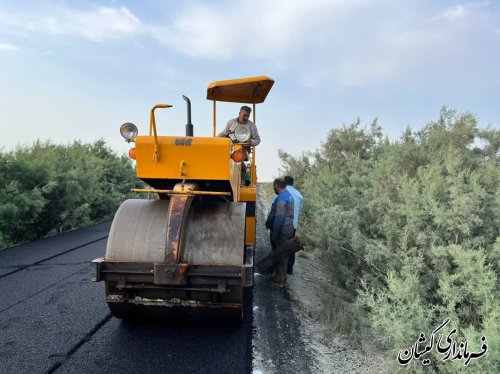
286, 253, 389, 374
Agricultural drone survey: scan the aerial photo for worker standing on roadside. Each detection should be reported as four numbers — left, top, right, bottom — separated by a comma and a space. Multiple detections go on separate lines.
284, 175, 303, 275
265, 178, 294, 288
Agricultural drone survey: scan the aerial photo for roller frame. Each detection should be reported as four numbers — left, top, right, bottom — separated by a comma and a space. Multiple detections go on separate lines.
92, 244, 254, 287
92, 244, 253, 320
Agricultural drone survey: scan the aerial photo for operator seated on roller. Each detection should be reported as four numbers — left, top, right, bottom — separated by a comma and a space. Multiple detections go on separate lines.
217, 105, 261, 146
217, 106, 261, 180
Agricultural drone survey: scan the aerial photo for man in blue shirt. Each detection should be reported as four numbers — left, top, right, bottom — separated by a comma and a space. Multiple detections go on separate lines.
284, 175, 303, 274
265, 178, 294, 288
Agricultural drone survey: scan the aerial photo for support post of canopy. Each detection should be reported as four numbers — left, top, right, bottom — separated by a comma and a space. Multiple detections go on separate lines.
213, 100, 217, 137
251, 103, 257, 185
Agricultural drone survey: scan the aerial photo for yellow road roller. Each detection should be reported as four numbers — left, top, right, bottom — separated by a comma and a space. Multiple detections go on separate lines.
92, 76, 274, 320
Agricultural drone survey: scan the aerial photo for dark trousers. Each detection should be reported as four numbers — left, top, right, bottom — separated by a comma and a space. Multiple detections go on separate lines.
287, 229, 296, 274
269, 234, 288, 286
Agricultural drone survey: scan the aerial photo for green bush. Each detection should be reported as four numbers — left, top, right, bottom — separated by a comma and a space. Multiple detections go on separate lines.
279, 107, 499, 372
0, 140, 140, 248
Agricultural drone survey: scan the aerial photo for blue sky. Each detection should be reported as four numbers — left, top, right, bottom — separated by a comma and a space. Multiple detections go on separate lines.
1, 0, 499, 181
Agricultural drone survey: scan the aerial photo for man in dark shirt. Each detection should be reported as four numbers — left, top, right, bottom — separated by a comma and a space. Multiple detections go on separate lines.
265, 178, 294, 288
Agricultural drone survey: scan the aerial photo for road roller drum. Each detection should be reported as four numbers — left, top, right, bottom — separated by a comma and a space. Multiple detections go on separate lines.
100, 196, 248, 320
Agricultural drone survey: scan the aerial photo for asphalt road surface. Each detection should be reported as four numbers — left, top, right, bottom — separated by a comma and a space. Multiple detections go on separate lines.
0, 190, 312, 374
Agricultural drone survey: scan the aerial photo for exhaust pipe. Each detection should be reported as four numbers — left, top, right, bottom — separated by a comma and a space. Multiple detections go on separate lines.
182, 95, 194, 137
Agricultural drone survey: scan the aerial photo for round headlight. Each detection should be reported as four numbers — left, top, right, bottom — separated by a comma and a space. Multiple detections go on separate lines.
234, 125, 251, 142
120, 122, 138, 141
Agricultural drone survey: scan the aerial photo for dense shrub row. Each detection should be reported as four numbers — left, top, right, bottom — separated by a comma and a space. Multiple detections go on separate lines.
0, 140, 139, 248
279, 108, 499, 372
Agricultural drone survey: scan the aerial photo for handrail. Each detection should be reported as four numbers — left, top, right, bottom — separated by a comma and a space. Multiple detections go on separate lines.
149, 104, 172, 162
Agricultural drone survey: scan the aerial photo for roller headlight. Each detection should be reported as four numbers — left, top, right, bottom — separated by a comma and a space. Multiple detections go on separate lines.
234, 125, 251, 142
120, 122, 138, 142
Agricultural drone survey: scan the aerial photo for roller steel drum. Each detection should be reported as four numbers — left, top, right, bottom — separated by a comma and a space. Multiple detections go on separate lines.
104, 199, 247, 321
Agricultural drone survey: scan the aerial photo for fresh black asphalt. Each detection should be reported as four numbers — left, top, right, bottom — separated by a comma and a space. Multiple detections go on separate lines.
0, 219, 254, 374
0, 191, 312, 374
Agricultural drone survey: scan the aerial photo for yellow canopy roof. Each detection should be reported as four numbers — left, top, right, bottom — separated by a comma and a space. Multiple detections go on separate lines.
207, 76, 274, 104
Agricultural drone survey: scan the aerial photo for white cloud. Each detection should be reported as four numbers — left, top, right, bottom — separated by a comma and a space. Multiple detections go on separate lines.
147, 0, 500, 87
0, 43, 21, 52
150, 7, 237, 59
295, 1, 500, 87
444, 4, 467, 19
443, 1, 491, 20
1, 1, 499, 88
68, 7, 142, 41
0, 6, 143, 42
150, 0, 364, 59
